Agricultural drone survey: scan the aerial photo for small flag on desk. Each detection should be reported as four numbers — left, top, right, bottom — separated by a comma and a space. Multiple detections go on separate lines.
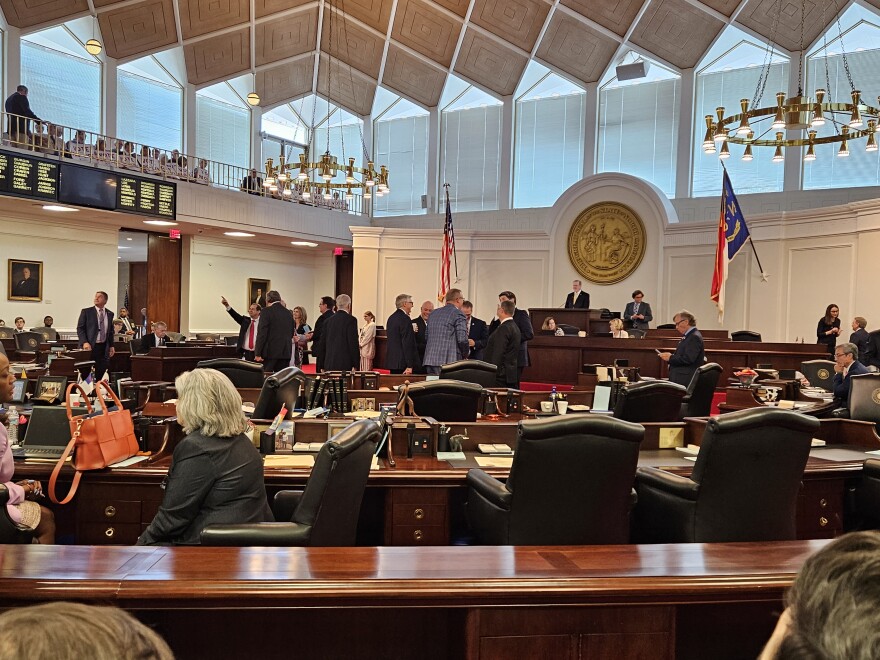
78, 370, 94, 397
710, 169, 751, 323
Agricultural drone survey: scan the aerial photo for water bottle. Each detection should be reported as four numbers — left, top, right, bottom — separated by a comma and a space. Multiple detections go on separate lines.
550, 386, 558, 413
8, 406, 19, 444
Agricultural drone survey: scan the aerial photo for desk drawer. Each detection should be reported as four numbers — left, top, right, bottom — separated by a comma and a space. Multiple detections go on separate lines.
390, 487, 447, 506
79, 499, 143, 524
79, 522, 143, 545
392, 503, 446, 526
390, 524, 448, 546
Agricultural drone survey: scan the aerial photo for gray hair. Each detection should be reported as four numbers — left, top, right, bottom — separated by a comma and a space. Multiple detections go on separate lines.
266, 290, 282, 303
336, 294, 351, 311
395, 293, 412, 309
0, 601, 173, 659
836, 342, 858, 359
175, 369, 247, 438
675, 310, 696, 327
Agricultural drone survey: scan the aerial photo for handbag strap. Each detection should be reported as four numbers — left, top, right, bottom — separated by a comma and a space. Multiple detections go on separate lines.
48, 417, 84, 505
96, 379, 125, 410
65, 382, 93, 420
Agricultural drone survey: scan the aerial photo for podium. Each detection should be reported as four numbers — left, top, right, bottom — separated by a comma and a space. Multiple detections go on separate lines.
528, 308, 610, 337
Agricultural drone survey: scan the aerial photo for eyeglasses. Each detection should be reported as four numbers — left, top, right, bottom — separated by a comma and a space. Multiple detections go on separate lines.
834, 353, 846, 358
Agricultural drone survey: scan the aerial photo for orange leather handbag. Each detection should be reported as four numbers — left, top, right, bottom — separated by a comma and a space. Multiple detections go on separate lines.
49, 381, 139, 504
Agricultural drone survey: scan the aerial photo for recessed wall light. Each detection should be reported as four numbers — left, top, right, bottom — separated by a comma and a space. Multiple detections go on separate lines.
143, 220, 178, 226
291, 241, 319, 247
224, 231, 255, 237
42, 205, 79, 212
126, 237, 133, 241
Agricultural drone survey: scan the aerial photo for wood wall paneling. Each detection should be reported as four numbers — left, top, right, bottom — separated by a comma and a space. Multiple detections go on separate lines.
147, 235, 182, 332
129, 262, 148, 326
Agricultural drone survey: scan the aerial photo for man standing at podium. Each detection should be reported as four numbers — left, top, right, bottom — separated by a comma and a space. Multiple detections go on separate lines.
77, 291, 115, 378
564, 280, 590, 309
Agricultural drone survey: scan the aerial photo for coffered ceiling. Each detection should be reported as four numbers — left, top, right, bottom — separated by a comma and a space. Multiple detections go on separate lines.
0, 0, 860, 115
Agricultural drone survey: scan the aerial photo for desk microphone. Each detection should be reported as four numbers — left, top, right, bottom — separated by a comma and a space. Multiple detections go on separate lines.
406, 422, 415, 459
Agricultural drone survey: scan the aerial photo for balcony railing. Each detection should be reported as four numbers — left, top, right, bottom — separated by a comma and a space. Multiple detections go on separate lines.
0, 112, 365, 215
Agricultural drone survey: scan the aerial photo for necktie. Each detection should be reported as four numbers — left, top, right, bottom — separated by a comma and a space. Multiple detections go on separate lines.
247, 320, 255, 350
97, 310, 105, 343
633, 303, 639, 316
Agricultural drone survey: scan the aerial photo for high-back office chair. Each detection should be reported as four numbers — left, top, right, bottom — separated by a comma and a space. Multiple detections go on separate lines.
0, 328, 13, 339
847, 373, 880, 424
196, 358, 265, 389
612, 380, 687, 423
656, 323, 676, 330
855, 459, 880, 529
439, 360, 498, 387
31, 327, 58, 341
466, 415, 643, 545
633, 408, 818, 543
200, 419, 379, 546
0, 485, 35, 544
165, 332, 185, 342
251, 367, 304, 419
801, 359, 836, 392
680, 363, 723, 419
731, 330, 762, 342
867, 330, 880, 369
14, 331, 42, 352
403, 380, 483, 422
626, 329, 646, 339
557, 324, 580, 335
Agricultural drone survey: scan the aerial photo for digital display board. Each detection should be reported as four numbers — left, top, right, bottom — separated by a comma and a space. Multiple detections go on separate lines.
0, 150, 59, 200
117, 174, 176, 220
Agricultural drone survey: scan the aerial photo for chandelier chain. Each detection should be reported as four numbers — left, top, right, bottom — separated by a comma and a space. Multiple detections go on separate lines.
831, 0, 856, 93
796, 0, 805, 95
325, 1, 333, 156
336, 0, 371, 164
751, 0, 782, 109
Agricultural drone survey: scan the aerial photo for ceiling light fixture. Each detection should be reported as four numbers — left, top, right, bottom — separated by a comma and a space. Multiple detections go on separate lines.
290, 240, 319, 247
85, 13, 102, 55
224, 231, 255, 237
247, 72, 260, 106
143, 220, 178, 226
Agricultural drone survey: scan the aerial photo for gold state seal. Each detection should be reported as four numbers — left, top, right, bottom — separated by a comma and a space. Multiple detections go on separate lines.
567, 202, 646, 285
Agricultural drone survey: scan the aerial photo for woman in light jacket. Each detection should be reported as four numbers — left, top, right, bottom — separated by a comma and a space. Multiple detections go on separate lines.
359, 310, 376, 371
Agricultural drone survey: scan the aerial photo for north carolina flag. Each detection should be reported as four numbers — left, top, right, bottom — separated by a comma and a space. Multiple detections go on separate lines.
710, 169, 751, 322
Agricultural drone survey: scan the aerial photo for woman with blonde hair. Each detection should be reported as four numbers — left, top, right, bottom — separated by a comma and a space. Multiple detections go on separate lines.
359, 310, 376, 371
291, 305, 311, 367
609, 318, 628, 338
137, 368, 272, 545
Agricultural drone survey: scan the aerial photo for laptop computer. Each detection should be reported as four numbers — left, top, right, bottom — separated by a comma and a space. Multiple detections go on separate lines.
17, 407, 72, 459
591, 383, 614, 414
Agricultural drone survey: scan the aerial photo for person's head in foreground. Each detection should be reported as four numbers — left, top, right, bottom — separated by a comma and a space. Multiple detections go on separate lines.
175, 368, 247, 437
760, 530, 880, 659
0, 601, 174, 659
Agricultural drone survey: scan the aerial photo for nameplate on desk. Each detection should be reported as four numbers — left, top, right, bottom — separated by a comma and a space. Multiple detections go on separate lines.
659, 427, 685, 449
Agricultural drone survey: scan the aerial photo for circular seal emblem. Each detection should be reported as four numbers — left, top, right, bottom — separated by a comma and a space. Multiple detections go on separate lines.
872, 388, 880, 405
567, 202, 647, 285
818, 369, 830, 380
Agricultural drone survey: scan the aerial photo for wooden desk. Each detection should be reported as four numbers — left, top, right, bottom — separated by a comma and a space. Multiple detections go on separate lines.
130, 345, 238, 381
0, 540, 828, 659
528, 307, 609, 336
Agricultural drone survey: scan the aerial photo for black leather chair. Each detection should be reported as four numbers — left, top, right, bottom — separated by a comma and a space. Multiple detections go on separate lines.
467, 415, 643, 545
866, 329, 880, 369
439, 359, 498, 387
0, 327, 13, 339
403, 380, 483, 422
633, 408, 818, 543
731, 330, 762, 342
801, 359, 836, 392
847, 373, 880, 423
14, 331, 42, 351
612, 380, 687, 423
680, 362, 723, 419
251, 367, 304, 419
0, 484, 35, 544
855, 459, 880, 529
627, 329, 646, 339
656, 323, 676, 330
31, 327, 58, 341
200, 419, 379, 546
557, 324, 580, 335
196, 358, 265, 388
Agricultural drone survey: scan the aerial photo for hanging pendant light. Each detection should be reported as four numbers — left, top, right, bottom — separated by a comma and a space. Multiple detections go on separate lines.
85, 15, 102, 55
247, 73, 260, 106
804, 130, 816, 161
772, 132, 785, 162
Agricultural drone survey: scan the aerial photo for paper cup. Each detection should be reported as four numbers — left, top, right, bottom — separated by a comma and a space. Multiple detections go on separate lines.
540, 401, 554, 413
556, 400, 568, 414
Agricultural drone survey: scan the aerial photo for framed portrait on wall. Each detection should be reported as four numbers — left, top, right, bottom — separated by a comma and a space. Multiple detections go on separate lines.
8, 259, 43, 301
248, 278, 270, 308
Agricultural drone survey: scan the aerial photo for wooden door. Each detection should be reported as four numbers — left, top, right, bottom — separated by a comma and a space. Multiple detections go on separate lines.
147, 235, 181, 332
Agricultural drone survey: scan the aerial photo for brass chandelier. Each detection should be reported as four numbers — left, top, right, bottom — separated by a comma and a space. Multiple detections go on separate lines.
263, 0, 390, 202
703, 0, 877, 163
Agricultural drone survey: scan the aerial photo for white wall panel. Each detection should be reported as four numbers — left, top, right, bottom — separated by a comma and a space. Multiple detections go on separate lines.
786, 244, 855, 343
379, 256, 440, 324
472, 257, 546, 322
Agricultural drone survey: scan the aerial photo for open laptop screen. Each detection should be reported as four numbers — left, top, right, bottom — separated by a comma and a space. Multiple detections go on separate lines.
23, 407, 72, 448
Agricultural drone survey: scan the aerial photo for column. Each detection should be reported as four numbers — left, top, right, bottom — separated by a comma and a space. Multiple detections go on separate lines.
5, 27, 21, 99
583, 82, 598, 177
499, 95, 513, 209
103, 56, 118, 137
427, 106, 440, 212
675, 68, 696, 199
250, 104, 263, 170
783, 51, 803, 192
184, 85, 197, 156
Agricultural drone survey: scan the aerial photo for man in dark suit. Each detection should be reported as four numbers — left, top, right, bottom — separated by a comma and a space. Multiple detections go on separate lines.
11, 266, 39, 298
484, 301, 521, 387
5, 85, 40, 145
832, 342, 870, 406
623, 290, 653, 330
308, 296, 335, 372
385, 294, 420, 375
414, 300, 433, 374
489, 291, 534, 382
138, 321, 169, 353
564, 280, 590, 309
222, 296, 261, 360
849, 317, 871, 364
254, 290, 295, 372
76, 291, 115, 377
462, 300, 488, 361
658, 310, 705, 387
321, 294, 359, 372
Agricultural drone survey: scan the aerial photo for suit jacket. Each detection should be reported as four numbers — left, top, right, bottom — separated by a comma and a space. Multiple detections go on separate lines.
137, 431, 273, 546
5, 92, 39, 136
11, 278, 38, 298
867, 330, 880, 369
484, 319, 521, 387
850, 328, 871, 364
138, 333, 168, 353
512, 308, 534, 367
414, 316, 428, 361
832, 360, 870, 405
255, 302, 295, 362
322, 311, 360, 372
623, 301, 653, 330
226, 306, 257, 352
564, 290, 590, 309
310, 309, 334, 368
467, 316, 489, 361
385, 308, 419, 371
423, 303, 469, 367
667, 328, 705, 387
76, 306, 114, 358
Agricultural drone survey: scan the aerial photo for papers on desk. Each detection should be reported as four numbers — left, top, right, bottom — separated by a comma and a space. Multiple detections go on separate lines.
478, 443, 513, 455
675, 444, 700, 456
292, 442, 325, 452
811, 438, 826, 447
343, 410, 382, 419
437, 451, 466, 461
567, 404, 591, 412
474, 455, 514, 468
264, 454, 315, 468
109, 455, 150, 468
371, 455, 380, 470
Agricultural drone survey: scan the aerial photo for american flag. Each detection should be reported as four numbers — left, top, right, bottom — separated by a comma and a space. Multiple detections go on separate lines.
124, 286, 130, 311
438, 185, 457, 302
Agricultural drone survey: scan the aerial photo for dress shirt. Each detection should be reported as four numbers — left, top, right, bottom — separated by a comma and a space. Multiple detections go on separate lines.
244, 317, 260, 352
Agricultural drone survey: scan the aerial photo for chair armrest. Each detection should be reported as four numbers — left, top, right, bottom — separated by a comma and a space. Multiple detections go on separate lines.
636, 467, 699, 501
272, 490, 304, 521
466, 469, 512, 510
864, 459, 880, 479
832, 407, 851, 419
200, 523, 311, 547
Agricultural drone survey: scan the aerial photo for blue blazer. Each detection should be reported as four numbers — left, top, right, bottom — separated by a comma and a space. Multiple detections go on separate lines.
423, 303, 468, 368
832, 360, 870, 405
76, 306, 114, 358
468, 316, 489, 361
667, 328, 705, 387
